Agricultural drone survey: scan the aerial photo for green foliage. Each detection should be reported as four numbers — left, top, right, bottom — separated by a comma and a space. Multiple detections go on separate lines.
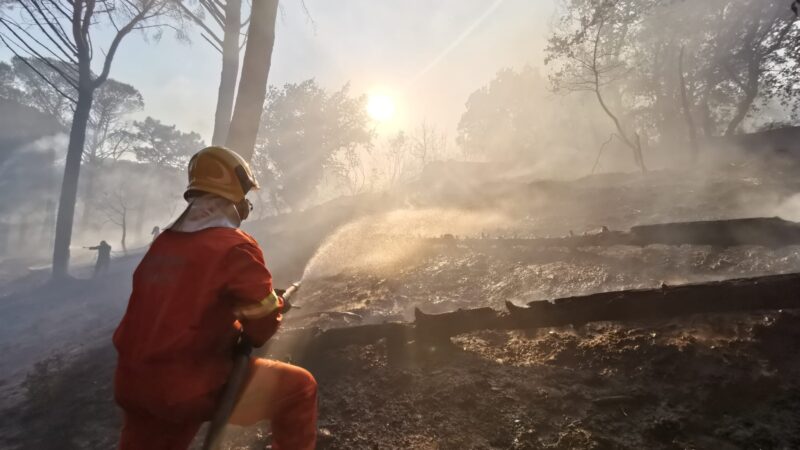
2, 57, 145, 162
0, 61, 22, 102
456, 67, 601, 163
255, 79, 373, 210
131, 117, 205, 169
86, 79, 144, 163
10, 56, 76, 124
546, 0, 800, 144
457, 67, 553, 160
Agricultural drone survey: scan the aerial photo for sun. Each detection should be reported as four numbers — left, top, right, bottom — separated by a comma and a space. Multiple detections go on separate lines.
366, 94, 396, 123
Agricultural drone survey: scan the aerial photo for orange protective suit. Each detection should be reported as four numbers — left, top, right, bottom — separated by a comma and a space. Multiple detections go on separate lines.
113, 228, 317, 450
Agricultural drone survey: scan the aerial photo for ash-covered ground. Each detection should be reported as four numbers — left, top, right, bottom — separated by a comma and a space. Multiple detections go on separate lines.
3, 166, 800, 449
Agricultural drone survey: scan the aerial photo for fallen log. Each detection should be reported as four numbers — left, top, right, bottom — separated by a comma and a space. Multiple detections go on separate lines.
439, 217, 800, 249
628, 217, 800, 248
414, 306, 507, 340
505, 272, 800, 327
270, 271, 800, 362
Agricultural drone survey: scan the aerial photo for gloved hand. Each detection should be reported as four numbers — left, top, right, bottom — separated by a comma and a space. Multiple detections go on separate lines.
275, 288, 292, 314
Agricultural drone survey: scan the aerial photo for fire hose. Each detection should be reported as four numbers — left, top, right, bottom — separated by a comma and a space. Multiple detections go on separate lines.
201, 282, 301, 450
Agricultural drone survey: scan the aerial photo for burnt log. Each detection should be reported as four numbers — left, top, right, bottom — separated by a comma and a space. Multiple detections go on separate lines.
413, 272, 800, 341
508, 272, 800, 327
455, 217, 800, 249
270, 271, 800, 361
628, 217, 800, 248
414, 307, 508, 340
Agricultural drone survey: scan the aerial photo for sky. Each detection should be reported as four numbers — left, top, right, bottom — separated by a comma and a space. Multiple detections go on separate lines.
2, 0, 557, 143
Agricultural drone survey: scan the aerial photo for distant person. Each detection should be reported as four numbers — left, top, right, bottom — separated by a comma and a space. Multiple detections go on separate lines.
88, 240, 111, 277
151, 225, 161, 242
113, 146, 317, 450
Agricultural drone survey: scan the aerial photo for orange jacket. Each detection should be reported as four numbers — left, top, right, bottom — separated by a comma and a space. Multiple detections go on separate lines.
113, 228, 282, 423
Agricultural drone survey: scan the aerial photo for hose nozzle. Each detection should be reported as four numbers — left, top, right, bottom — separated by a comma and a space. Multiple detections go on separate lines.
283, 281, 301, 301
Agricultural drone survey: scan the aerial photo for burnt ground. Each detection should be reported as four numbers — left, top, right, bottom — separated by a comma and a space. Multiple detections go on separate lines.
4, 166, 800, 449
3, 309, 800, 449
309, 312, 800, 449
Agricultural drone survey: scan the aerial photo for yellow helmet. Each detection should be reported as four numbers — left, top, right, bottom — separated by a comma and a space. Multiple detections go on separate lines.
185, 146, 259, 203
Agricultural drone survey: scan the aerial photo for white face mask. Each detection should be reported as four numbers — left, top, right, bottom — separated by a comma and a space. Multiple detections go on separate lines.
168, 195, 242, 232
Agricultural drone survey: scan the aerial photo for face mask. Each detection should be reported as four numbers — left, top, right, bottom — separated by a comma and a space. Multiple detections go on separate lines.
237, 198, 253, 221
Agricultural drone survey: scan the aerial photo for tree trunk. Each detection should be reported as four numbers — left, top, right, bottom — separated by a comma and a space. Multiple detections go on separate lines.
80, 163, 96, 230
211, 0, 242, 146
590, 22, 645, 173
133, 194, 147, 244
225, 0, 279, 160
633, 133, 646, 173
52, 89, 94, 279
121, 207, 127, 254
43, 199, 56, 254
724, 25, 761, 137
678, 47, 699, 160
724, 65, 759, 137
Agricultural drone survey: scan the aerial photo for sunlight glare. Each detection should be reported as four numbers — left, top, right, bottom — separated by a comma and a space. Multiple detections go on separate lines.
367, 94, 396, 122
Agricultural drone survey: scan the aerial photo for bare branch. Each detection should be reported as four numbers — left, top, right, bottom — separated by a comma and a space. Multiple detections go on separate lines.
0, 18, 80, 88
92, 1, 153, 88
24, 0, 79, 57
300, 0, 317, 32
591, 134, 616, 174
176, 1, 223, 45
200, 32, 223, 53
199, 0, 225, 28
0, 34, 78, 103
0, 16, 78, 68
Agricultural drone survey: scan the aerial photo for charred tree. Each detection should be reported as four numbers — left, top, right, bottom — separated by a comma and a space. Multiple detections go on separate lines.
225, 0, 279, 160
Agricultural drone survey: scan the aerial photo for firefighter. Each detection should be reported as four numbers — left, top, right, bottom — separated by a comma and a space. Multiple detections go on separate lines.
88, 240, 111, 277
113, 146, 317, 450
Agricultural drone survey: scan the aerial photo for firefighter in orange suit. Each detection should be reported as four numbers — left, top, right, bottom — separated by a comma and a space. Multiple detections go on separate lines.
113, 146, 317, 450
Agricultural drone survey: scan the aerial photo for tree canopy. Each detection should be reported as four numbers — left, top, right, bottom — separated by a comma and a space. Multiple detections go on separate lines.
131, 117, 205, 169
457, 67, 554, 161
254, 79, 373, 210
546, 0, 800, 155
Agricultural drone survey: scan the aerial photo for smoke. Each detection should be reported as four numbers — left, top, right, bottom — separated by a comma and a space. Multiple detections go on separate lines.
2, 0, 799, 287
0, 133, 67, 261
773, 194, 800, 222
0, 131, 188, 263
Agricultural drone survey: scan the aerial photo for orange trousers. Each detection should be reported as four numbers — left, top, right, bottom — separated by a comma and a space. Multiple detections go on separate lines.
118, 358, 317, 450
